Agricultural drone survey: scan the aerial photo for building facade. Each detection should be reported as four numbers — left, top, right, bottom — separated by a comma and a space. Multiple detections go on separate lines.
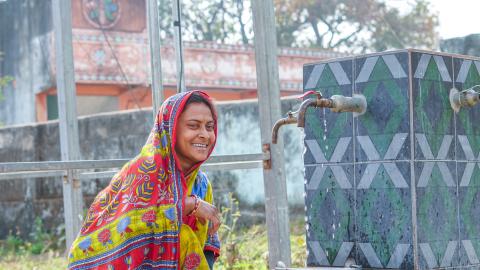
0, 0, 344, 125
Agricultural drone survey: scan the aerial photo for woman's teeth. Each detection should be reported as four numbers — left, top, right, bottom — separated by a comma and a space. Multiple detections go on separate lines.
192, 143, 207, 148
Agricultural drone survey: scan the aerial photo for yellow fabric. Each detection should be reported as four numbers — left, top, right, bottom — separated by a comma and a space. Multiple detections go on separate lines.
179, 225, 210, 269
177, 171, 214, 269
186, 171, 214, 246
69, 204, 179, 261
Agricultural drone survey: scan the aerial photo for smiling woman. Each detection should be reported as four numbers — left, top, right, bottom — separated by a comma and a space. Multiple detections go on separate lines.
175, 95, 216, 173
67, 90, 221, 270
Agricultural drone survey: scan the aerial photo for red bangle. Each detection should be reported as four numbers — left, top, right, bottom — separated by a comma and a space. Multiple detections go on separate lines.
188, 194, 200, 216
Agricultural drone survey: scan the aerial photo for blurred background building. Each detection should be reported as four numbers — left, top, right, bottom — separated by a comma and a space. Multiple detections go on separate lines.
0, 0, 345, 126
4, 0, 478, 126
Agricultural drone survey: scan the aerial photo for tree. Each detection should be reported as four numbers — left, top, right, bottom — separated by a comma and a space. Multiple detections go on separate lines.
274, 0, 438, 52
158, 0, 437, 53
157, 0, 253, 44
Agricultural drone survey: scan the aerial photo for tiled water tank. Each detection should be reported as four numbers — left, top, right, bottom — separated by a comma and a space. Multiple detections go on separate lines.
303, 49, 480, 269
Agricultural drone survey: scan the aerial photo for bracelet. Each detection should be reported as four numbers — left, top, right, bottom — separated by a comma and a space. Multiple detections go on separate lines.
187, 194, 200, 216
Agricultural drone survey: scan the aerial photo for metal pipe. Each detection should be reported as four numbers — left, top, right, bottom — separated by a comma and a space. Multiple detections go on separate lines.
272, 92, 367, 144
146, 0, 165, 116
272, 112, 298, 144
330, 94, 368, 116
0, 159, 130, 173
271, 98, 333, 144
0, 159, 268, 181
0, 170, 66, 181
450, 86, 480, 112
0, 154, 270, 174
207, 153, 269, 164
297, 98, 334, 128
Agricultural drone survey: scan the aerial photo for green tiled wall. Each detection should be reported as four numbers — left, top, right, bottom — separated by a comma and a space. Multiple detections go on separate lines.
303, 50, 480, 269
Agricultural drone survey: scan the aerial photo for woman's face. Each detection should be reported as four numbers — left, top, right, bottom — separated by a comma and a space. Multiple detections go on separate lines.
175, 102, 216, 171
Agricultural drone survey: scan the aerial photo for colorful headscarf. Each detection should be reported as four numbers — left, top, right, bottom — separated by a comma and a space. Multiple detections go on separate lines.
68, 90, 218, 269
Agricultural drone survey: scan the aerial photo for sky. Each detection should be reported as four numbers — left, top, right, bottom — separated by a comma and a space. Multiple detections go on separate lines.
431, 0, 480, 39
390, 0, 480, 39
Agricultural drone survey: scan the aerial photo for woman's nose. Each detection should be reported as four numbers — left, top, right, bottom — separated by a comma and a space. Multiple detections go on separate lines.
198, 126, 209, 138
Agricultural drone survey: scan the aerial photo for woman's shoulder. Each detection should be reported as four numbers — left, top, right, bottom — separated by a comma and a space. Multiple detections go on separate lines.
190, 171, 212, 199
196, 171, 210, 187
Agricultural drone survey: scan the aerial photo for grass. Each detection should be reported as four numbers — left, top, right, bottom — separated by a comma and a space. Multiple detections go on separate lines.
216, 219, 307, 269
0, 194, 306, 269
0, 251, 67, 270
0, 220, 306, 270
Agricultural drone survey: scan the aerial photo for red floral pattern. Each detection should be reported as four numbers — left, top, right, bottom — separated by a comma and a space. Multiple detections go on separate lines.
184, 252, 201, 270
97, 229, 111, 245
142, 210, 156, 224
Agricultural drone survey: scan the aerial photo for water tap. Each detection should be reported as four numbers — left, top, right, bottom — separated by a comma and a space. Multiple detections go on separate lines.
271, 91, 367, 144
449, 85, 480, 112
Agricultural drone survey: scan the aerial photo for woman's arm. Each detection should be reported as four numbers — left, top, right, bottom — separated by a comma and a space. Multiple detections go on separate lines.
202, 179, 221, 261
184, 196, 221, 235
183, 174, 221, 235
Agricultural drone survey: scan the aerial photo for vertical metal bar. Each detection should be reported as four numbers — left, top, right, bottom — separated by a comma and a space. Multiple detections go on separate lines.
251, 0, 292, 268
52, 0, 84, 250
146, 0, 165, 118
407, 50, 419, 269
171, 0, 185, 92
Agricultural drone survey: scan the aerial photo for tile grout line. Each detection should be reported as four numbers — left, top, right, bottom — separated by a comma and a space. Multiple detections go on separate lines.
453, 57, 462, 265
352, 56, 358, 266
409, 50, 420, 269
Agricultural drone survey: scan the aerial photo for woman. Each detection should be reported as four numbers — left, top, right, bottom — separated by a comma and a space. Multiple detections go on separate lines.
68, 90, 221, 270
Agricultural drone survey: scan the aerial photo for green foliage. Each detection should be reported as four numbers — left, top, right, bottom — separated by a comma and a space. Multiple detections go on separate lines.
5, 232, 24, 254
275, 0, 438, 52
368, 0, 438, 52
159, 0, 437, 52
28, 217, 52, 254
217, 193, 243, 268
216, 193, 306, 269
0, 218, 64, 256
157, 0, 252, 44
0, 50, 13, 101
0, 218, 67, 269
0, 75, 13, 101
0, 199, 307, 269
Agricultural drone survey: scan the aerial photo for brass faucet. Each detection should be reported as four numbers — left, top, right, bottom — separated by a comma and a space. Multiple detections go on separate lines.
271, 111, 299, 144
449, 86, 480, 112
271, 91, 367, 144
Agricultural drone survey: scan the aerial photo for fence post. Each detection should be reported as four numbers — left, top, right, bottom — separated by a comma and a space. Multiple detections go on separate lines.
146, 0, 165, 117
171, 0, 186, 93
251, 0, 292, 268
52, 0, 83, 250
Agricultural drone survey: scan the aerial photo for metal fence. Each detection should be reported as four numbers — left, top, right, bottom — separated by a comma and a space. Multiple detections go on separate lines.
0, 0, 291, 268
0, 153, 269, 181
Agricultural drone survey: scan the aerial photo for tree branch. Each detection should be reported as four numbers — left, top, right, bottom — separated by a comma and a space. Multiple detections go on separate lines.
331, 26, 364, 48
309, 19, 324, 47
316, 16, 336, 47
235, 0, 249, 44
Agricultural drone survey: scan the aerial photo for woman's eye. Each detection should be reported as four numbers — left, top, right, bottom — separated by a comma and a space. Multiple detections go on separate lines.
206, 125, 215, 131
188, 124, 199, 129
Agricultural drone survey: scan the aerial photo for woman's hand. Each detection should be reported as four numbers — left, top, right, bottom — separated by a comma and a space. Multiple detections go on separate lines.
195, 199, 221, 236
185, 196, 221, 235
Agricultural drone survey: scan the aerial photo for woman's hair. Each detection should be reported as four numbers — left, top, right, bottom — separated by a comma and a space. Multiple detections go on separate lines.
184, 92, 215, 115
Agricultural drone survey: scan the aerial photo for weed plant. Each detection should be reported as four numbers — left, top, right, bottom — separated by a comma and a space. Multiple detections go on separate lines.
0, 193, 307, 269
